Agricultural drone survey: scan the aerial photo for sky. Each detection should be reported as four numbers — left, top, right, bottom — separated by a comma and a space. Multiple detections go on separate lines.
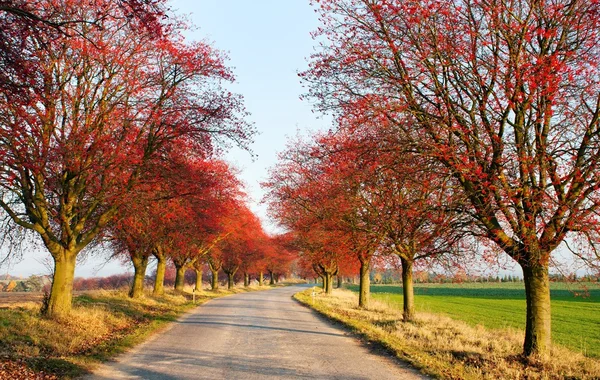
168, 0, 330, 229
3, 0, 330, 278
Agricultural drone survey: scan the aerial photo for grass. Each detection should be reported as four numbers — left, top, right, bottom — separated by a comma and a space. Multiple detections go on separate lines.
346, 282, 600, 358
295, 287, 600, 380
0, 283, 278, 379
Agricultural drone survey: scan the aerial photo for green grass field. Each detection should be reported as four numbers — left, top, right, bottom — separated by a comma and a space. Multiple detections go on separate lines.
346, 281, 600, 357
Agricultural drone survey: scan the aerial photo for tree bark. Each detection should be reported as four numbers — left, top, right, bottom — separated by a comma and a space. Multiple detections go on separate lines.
401, 258, 415, 322
522, 262, 551, 356
174, 264, 186, 292
153, 249, 166, 296
269, 270, 275, 285
195, 269, 203, 292
227, 272, 235, 289
45, 252, 77, 318
359, 258, 370, 308
129, 254, 149, 298
337, 275, 342, 288
243, 272, 249, 287
324, 272, 333, 294
211, 268, 219, 290
258, 271, 264, 286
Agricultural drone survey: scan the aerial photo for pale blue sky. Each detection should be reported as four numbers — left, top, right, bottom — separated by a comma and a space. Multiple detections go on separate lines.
169, 0, 329, 229
5, 0, 328, 277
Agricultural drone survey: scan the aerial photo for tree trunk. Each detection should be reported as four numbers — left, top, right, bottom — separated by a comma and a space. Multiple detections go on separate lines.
45, 252, 77, 318
227, 272, 234, 289
359, 258, 370, 308
129, 254, 149, 298
337, 275, 342, 288
522, 262, 551, 356
153, 252, 166, 296
174, 264, 186, 292
195, 269, 203, 292
211, 268, 219, 290
269, 270, 275, 285
244, 272, 249, 287
401, 258, 415, 322
324, 272, 333, 294
258, 271, 264, 286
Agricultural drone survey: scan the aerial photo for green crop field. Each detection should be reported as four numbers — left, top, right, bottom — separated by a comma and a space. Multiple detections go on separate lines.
346, 282, 600, 357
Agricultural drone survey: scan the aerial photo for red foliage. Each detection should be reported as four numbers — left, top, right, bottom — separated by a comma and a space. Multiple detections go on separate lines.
0, 0, 254, 314
72, 274, 132, 291
302, 0, 600, 354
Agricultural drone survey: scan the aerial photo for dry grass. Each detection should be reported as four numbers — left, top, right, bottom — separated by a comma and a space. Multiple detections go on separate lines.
0, 284, 277, 379
295, 287, 600, 380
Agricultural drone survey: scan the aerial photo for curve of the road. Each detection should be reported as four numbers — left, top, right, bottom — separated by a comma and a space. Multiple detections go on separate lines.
85, 285, 427, 380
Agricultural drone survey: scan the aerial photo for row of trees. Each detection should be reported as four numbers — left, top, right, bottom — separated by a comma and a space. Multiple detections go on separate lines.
266, 0, 599, 358
109, 158, 296, 299
0, 1, 293, 317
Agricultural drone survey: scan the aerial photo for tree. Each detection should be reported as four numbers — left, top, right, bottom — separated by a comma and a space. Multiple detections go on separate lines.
304, 0, 600, 356
110, 156, 244, 297
0, 0, 252, 317
219, 205, 265, 290
265, 234, 295, 285
207, 249, 223, 291
265, 136, 350, 294
333, 125, 465, 320
265, 131, 382, 304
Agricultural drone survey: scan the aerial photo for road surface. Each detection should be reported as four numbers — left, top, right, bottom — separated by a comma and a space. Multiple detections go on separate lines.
86, 286, 426, 379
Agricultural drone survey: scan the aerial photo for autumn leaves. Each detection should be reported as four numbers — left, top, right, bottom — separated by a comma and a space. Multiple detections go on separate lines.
0, 1, 266, 317
266, 0, 600, 358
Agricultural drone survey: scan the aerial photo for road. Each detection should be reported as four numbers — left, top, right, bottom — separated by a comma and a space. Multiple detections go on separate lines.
86, 285, 427, 380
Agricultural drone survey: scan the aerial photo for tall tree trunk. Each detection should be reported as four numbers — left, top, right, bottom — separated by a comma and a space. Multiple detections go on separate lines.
258, 271, 264, 286
45, 252, 77, 318
227, 272, 234, 289
320, 275, 326, 290
401, 258, 415, 322
195, 269, 203, 292
153, 250, 166, 296
358, 258, 370, 308
129, 254, 149, 298
174, 264, 186, 292
211, 268, 219, 290
337, 275, 342, 288
243, 272, 249, 287
269, 270, 275, 285
522, 261, 551, 356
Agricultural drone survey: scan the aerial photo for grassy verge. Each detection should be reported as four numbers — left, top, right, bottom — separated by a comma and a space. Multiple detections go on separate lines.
346, 282, 600, 358
0, 284, 275, 379
295, 287, 600, 380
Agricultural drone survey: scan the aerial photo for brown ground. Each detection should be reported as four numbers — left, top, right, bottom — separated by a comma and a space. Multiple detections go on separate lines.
0, 292, 44, 305
0, 291, 92, 306
0, 359, 57, 380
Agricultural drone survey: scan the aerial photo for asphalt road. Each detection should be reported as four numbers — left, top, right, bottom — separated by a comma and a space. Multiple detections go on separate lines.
85, 286, 426, 380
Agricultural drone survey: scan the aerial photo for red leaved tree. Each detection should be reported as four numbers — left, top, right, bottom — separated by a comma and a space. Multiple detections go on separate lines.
303, 0, 600, 356
0, 0, 252, 317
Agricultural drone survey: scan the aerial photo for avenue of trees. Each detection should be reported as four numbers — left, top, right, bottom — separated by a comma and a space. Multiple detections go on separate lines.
264, 0, 600, 359
0, 0, 294, 318
2, 0, 599, 364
